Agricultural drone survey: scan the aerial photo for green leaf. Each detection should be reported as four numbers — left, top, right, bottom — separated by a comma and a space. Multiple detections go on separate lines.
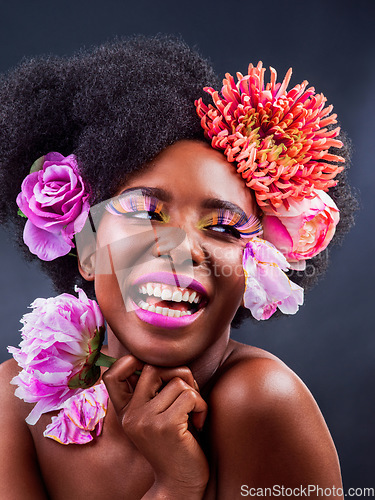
29, 155, 45, 174
17, 208, 28, 219
95, 352, 117, 368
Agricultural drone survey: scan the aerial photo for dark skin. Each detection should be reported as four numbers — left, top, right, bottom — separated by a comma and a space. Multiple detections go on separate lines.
0, 141, 343, 499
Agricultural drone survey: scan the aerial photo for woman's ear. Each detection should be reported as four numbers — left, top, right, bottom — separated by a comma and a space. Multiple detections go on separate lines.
77, 253, 95, 281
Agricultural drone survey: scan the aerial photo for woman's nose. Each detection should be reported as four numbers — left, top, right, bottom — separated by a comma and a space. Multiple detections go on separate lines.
151, 225, 206, 269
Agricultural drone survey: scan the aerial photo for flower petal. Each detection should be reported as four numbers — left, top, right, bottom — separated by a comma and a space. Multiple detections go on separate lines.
243, 238, 304, 320
23, 220, 72, 260
8, 289, 105, 426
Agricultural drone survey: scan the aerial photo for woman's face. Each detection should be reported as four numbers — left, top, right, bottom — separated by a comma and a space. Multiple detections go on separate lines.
87, 140, 259, 366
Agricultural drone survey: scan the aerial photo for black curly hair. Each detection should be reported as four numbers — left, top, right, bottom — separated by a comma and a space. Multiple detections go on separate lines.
0, 34, 357, 328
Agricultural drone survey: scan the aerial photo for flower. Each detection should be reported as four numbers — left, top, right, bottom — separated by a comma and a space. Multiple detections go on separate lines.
243, 238, 304, 320
16, 152, 90, 261
43, 382, 109, 445
262, 190, 340, 269
8, 287, 106, 425
195, 62, 345, 211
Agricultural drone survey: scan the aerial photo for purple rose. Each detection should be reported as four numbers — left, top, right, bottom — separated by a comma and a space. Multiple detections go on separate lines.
16, 152, 90, 261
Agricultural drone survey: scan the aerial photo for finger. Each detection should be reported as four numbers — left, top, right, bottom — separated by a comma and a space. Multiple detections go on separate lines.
130, 365, 196, 407
102, 355, 144, 413
146, 377, 197, 413
164, 388, 208, 431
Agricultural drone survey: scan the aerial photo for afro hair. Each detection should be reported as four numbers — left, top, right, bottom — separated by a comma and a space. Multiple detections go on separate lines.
0, 34, 358, 328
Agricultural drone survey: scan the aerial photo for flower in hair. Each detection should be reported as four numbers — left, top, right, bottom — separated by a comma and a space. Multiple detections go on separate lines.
7, 287, 113, 425
262, 190, 340, 270
242, 238, 303, 320
195, 62, 345, 211
16, 152, 90, 261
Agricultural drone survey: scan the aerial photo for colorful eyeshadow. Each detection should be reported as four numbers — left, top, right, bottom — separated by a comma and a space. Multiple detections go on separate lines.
197, 209, 263, 238
105, 192, 169, 222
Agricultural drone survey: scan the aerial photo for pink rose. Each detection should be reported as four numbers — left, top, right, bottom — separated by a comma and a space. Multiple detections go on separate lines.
262, 190, 340, 270
16, 152, 90, 261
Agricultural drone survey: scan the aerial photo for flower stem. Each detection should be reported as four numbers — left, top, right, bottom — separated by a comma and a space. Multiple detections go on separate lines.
95, 352, 142, 376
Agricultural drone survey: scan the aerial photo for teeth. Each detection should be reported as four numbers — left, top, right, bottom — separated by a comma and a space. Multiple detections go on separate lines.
161, 288, 172, 301
137, 282, 203, 305
172, 290, 182, 302
138, 300, 194, 318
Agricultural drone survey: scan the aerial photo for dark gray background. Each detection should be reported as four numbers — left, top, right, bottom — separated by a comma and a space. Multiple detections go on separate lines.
0, 0, 374, 491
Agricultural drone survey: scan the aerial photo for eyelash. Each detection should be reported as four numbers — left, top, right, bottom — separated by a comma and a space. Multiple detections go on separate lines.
105, 194, 170, 222
105, 195, 262, 239
197, 209, 263, 239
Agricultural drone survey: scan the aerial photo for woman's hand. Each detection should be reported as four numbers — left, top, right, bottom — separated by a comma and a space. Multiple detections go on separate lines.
102, 355, 209, 499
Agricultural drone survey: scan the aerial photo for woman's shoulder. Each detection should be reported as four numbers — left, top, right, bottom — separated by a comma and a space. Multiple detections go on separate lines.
205, 341, 342, 493
0, 358, 49, 498
209, 340, 329, 432
0, 357, 22, 399
0, 357, 30, 422
212, 340, 309, 406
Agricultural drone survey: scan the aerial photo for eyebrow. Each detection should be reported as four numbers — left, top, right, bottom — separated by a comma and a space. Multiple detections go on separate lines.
119, 186, 172, 202
119, 187, 254, 220
201, 198, 251, 220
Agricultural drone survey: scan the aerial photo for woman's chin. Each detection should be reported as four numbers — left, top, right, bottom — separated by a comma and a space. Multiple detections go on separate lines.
128, 346, 195, 368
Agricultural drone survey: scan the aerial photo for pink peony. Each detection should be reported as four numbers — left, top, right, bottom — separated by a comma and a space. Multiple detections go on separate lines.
8, 287, 105, 425
262, 190, 340, 270
16, 152, 90, 261
43, 382, 108, 445
243, 238, 303, 320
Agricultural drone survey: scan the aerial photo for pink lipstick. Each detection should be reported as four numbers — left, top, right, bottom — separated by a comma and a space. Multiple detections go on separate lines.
130, 272, 208, 329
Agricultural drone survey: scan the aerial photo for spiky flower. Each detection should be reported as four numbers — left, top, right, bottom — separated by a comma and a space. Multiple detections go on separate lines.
195, 62, 345, 210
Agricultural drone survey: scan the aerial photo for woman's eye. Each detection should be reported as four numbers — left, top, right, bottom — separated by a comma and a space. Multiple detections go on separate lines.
208, 225, 241, 239
130, 211, 164, 221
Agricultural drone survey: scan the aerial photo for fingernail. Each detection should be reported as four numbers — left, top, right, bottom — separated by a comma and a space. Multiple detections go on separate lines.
193, 379, 199, 392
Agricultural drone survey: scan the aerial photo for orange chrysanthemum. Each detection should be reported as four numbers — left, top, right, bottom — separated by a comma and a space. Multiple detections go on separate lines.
195, 62, 345, 210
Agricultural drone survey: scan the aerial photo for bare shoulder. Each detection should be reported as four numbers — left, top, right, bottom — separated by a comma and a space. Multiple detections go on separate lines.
0, 358, 27, 414
0, 356, 34, 446
0, 358, 48, 498
205, 341, 343, 498
210, 341, 316, 417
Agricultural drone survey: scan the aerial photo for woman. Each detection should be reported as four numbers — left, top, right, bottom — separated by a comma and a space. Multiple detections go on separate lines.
0, 35, 356, 498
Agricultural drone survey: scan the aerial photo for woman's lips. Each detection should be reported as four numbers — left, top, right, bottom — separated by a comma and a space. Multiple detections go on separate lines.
130, 272, 208, 329
132, 301, 206, 329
